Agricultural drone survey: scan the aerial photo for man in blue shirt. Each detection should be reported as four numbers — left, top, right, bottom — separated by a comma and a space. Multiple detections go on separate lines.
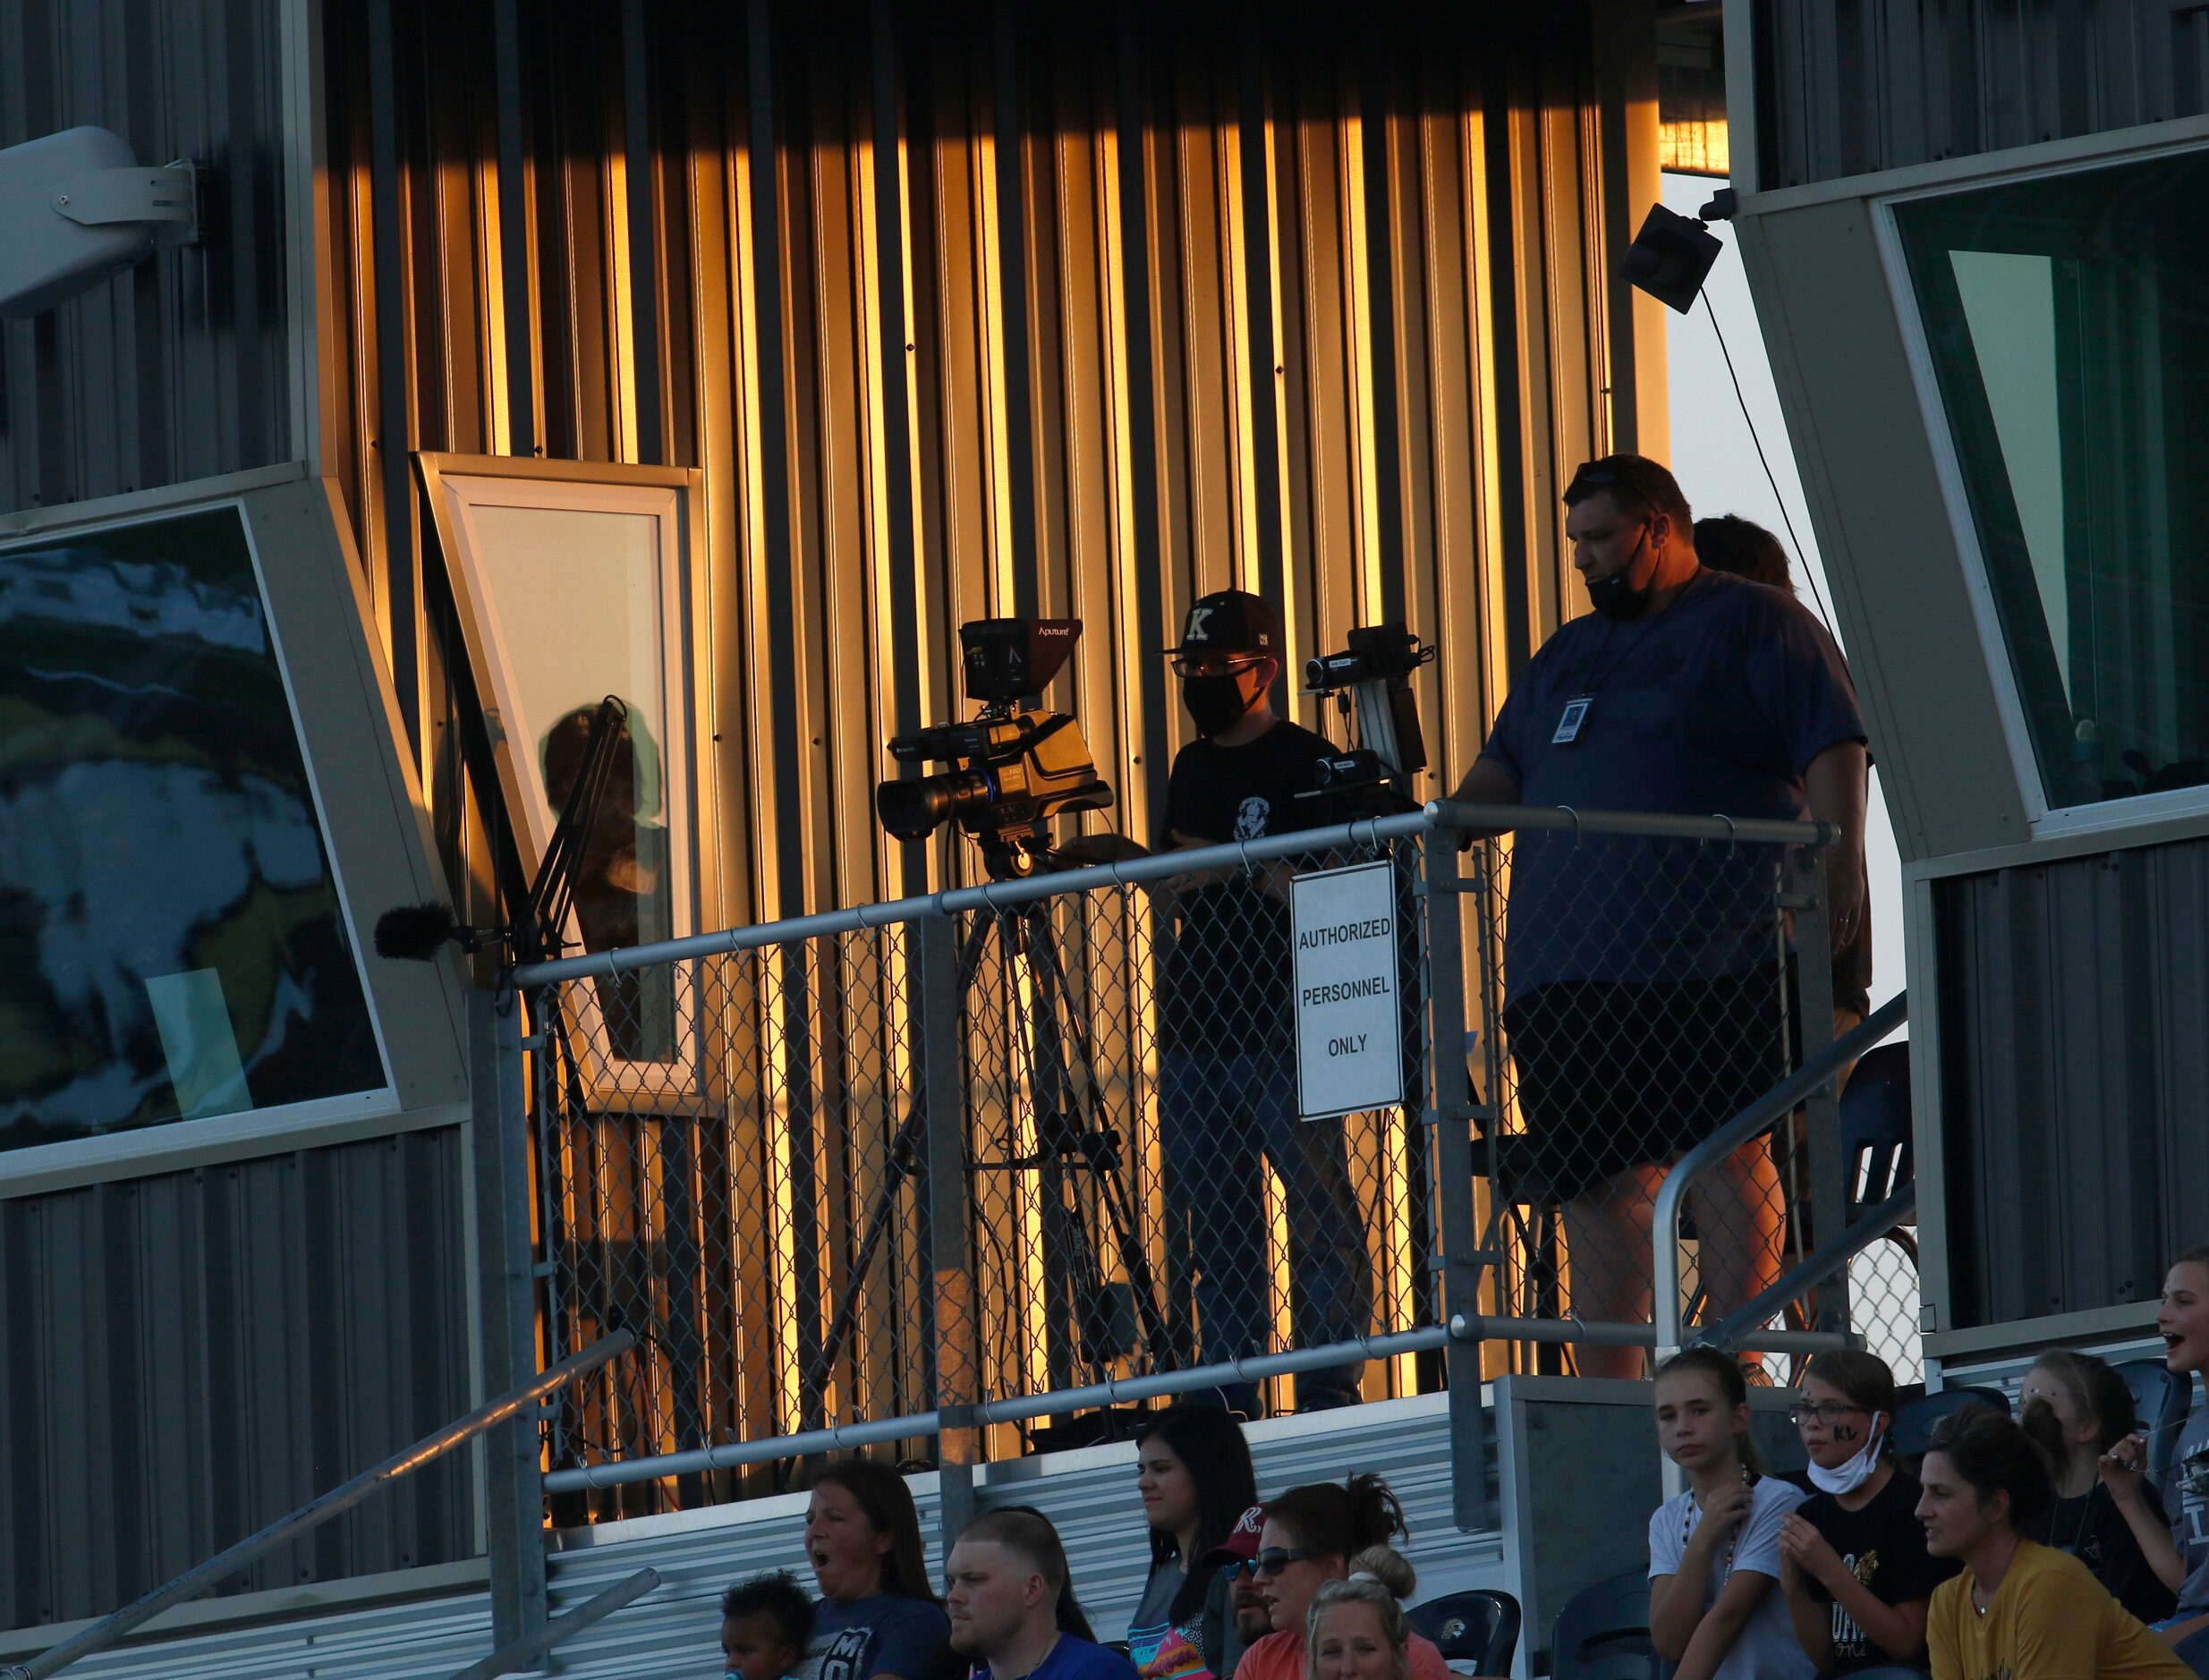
1451, 454, 1867, 1377
947, 1509, 1141, 1680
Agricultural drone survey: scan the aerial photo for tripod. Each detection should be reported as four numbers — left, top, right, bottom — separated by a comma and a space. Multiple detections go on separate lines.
803, 825, 1175, 1410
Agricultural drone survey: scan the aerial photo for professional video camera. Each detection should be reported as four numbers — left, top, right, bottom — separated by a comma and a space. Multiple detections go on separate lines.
875, 617, 1114, 878
1303, 621, 1437, 806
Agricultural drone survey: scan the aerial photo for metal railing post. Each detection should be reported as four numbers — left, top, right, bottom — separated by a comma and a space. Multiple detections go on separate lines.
1421, 826, 1491, 1530
445, 1567, 660, 1680
1788, 844, 1850, 1336
471, 988, 550, 1661
921, 913, 980, 1555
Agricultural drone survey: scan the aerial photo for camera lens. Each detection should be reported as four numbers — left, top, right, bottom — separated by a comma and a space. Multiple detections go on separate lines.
875, 768, 997, 840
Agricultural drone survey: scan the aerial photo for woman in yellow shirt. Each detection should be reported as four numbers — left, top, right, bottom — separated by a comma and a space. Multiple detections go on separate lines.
1916, 1404, 2194, 1680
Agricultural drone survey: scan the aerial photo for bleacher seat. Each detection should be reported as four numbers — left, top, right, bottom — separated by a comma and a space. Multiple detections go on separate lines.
1891, 1384, 2009, 1460
1407, 1588, 1520, 1676
1550, 1569, 1662, 1680
2116, 1357, 2195, 1483
2176, 1622, 2209, 1680
1839, 1041, 1915, 1259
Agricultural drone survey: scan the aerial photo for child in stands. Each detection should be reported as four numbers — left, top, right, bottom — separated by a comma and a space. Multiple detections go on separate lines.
1917, 1404, 2191, 1678
1777, 1347, 1955, 1672
1303, 1547, 1429, 1680
2103, 1243, 2209, 1646
1647, 1346, 1815, 1680
2018, 1349, 2175, 1624
724, 1570, 817, 1680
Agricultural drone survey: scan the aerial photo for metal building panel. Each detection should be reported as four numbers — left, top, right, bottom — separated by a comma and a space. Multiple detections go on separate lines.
0, 1129, 476, 1633
1934, 836, 2209, 1330
1751, 0, 2209, 188
0, 0, 297, 513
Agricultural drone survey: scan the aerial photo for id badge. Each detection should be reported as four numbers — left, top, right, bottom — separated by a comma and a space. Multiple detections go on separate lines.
1552, 696, 1593, 745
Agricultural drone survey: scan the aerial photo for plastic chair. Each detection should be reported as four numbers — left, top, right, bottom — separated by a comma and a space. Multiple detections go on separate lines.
2175, 1622, 2209, 1680
1550, 1570, 1662, 1680
2116, 1356, 2196, 1483
1891, 1384, 2009, 1459
1407, 1589, 1521, 1676
1839, 1041, 1915, 1258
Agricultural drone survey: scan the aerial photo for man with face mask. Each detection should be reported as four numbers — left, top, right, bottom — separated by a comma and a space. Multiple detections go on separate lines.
1153, 590, 1370, 1416
1449, 455, 1868, 1380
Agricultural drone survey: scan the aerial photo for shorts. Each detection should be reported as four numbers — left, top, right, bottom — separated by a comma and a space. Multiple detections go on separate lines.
1500, 961, 1797, 1201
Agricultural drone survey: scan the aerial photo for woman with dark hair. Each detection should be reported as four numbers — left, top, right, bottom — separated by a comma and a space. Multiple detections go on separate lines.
1126, 1404, 1260, 1680
2018, 1349, 2175, 1624
1778, 1347, 1954, 1672
799, 1461, 952, 1680
1236, 1474, 1452, 1680
1917, 1404, 2190, 1679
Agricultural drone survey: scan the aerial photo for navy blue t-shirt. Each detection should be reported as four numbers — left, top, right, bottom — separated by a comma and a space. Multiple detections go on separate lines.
801, 1593, 952, 1680
1479, 571, 1864, 991
974, 1635, 1141, 1680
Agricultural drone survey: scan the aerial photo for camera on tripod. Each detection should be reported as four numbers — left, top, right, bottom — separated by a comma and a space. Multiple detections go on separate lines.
1304, 621, 1437, 802
875, 617, 1114, 877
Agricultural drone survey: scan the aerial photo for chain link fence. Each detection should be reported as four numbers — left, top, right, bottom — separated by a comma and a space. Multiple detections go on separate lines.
514, 805, 1921, 1511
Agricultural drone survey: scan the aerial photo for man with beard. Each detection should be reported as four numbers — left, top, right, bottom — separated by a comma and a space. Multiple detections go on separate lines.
947, 1511, 1137, 1680
1149, 590, 1372, 1416
1450, 456, 1867, 1377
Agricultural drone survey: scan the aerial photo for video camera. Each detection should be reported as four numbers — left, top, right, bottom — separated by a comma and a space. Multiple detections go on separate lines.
1303, 622, 1436, 803
875, 617, 1113, 877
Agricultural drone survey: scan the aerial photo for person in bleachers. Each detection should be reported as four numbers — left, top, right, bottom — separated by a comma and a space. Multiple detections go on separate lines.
1236, 1475, 1453, 1680
1201, 1503, 1275, 1657
1452, 458, 1869, 1379
946, 1508, 1140, 1680
724, 1569, 817, 1680
1647, 1346, 1815, 1680
1302, 1547, 1457, 1680
2103, 1243, 2209, 1646
1776, 1348, 1954, 1672
1916, 1404, 2192, 1678
1128, 1404, 1262, 1680
997, 1504, 1100, 1640
2017, 1349, 2177, 1624
798, 1461, 952, 1680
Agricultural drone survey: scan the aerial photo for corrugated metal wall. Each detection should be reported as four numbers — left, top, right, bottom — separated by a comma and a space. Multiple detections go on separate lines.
1751, 0, 2209, 189
1934, 837, 2209, 1330
320, 0, 1662, 928
0, 1127, 477, 1631
0, 0, 296, 511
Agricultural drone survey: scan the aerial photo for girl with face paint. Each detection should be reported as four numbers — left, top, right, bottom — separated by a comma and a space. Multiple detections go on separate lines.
2017, 1351, 2175, 1625
1777, 1349, 1953, 1673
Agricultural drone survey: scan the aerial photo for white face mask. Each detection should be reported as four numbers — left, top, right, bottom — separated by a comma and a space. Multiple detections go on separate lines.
1807, 1421, 1886, 1497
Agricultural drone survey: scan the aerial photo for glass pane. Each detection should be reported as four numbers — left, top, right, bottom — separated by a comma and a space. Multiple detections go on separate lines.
1894, 151, 2209, 810
465, 500, 678, 1060
0, 507, 387, 1146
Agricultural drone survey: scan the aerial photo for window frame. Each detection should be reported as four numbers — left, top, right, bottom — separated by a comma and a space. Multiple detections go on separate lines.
414, 454, 713, 1108
1874, 132, 2209, 840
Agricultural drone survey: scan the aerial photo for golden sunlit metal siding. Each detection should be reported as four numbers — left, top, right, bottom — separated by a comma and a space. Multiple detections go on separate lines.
317, 0, 1665, 935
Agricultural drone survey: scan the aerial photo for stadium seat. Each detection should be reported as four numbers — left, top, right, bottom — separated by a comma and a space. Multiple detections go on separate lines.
2174, 1623, 2209, 1680
1550, 1570, 1662, 1680
1891, 1384, 2009, 1459
1840, 1041, 1914, 1253
2116, 1357, 2196, 1483
1407, 1588, 1520, 1676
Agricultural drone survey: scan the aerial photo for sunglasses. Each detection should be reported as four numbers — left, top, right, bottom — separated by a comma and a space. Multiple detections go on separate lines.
1169, 653, 1265, 679
1251, 1547, 1312, 1579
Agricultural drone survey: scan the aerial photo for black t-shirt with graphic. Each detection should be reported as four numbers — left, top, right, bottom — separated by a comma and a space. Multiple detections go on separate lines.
1797, 1466, 1958, 1673
2026, 1481, 2178, 1625
1158, 718, 1341, 1055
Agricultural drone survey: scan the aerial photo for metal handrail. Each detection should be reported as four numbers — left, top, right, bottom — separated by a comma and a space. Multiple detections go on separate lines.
1697, 1184, 1917, 1353
4, 1331, 636, 1680
446, 1567, 660, 1680
1652, 990, 1909, 1372
509, 798, 1833, 986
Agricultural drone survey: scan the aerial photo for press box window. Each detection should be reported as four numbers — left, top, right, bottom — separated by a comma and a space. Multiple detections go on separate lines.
1895, 150, 2209, 812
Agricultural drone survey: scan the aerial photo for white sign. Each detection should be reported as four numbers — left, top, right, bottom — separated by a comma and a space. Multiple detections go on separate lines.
1290, 860, 1405, 1121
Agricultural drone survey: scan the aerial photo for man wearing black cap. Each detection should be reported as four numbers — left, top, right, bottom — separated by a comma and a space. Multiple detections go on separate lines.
1154, 589, 1369, 1416
1451, 455, 1868, 1379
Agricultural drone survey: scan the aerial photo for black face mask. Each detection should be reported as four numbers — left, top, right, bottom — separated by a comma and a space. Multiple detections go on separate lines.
1183, 669, 1259, 738
1585, 523, 1654, 621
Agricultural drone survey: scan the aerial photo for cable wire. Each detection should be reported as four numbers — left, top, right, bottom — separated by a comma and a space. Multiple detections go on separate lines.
1697, 285, 1839, 637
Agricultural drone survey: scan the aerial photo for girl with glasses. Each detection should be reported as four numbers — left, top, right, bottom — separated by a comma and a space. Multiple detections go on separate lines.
1917, 1404, 2191, 1679
1234, 1476, 1453, 1680
1647, 1347, 1814, 1680
1127, 1404, 1261, 1680
1776, 1348, 1954, 1673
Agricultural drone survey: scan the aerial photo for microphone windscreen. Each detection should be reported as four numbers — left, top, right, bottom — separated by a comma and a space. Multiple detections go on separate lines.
374, 902, 459, 961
